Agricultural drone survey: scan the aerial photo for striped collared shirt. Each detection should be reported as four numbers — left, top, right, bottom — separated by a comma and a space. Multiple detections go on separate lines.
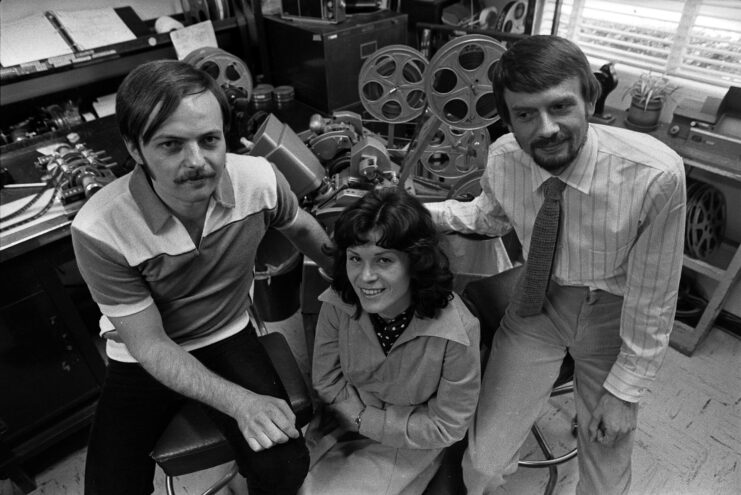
427, 124, 686, 402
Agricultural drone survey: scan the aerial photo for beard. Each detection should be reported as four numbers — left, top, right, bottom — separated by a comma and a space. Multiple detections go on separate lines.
529, 130, 585, 172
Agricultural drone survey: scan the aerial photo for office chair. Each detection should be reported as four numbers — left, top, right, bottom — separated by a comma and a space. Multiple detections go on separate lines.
150, 303, 313, 495
424, 265, 576, 495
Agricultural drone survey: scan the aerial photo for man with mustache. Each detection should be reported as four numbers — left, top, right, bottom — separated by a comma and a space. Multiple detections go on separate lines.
427, 36, 686, 494
71, 60, 333, 495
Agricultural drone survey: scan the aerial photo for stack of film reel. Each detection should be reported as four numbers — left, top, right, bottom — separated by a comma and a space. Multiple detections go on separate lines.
183, 47, 295, 108
685, 179, 726, 261
357, 36, 507, 198
253, 85, 296, 107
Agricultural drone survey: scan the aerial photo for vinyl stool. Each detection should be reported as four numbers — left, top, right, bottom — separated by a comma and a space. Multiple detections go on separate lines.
151, 305, 313, 495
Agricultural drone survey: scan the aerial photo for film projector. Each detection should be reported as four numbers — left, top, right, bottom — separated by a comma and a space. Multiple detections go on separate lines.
349, 34, 506, 205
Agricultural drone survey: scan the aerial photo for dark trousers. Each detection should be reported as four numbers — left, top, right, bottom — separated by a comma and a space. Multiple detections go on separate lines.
84, 327, 310, 495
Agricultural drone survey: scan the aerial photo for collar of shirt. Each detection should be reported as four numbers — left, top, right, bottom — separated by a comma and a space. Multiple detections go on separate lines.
528, 126, 599, 196
369, 306, 414, 354
128, 162, 235, 234
319, 288, 473, 347
369, 306, 414, 333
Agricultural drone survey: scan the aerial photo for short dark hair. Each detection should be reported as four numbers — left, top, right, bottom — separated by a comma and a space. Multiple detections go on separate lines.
492, 35, 601, 126
328, 188, 454, 319
116, 59, 230, 146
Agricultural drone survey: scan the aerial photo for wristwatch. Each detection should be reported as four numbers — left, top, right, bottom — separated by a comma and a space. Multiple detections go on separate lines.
354, 405, 366, 431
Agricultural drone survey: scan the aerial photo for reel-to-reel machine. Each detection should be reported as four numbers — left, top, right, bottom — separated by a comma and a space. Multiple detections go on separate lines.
355, 36, 506, 200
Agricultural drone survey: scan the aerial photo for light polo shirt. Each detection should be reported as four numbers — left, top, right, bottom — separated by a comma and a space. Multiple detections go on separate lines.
427, 124, 686, 402
71, 153, 298, 362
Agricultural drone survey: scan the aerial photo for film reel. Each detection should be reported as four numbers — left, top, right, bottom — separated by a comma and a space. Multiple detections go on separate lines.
685, 182, 726, 260
417, 117, 489, 179
184, 47, 253, 104
424, 35, 506, 130
180, 0, 231, 24
358, 45, 428, 124
496, 0, 529, 34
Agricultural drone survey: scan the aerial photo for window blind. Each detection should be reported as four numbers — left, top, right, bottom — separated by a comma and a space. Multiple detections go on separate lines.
537, 0, 741, 89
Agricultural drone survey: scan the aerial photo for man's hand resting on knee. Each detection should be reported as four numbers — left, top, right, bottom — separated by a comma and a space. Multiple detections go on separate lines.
588, 391, 637, 447
234, 391, 299, 452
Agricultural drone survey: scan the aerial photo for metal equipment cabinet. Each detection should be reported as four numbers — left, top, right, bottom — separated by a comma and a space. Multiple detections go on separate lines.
264, 10, 408, 112
0, 236, 106, 493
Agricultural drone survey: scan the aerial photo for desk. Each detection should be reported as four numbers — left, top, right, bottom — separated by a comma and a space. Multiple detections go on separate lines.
597, 110, 741, 356
0, 117, 127, 491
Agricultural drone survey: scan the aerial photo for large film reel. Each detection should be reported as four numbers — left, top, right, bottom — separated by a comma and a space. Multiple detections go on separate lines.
425, 35, 506, 130
181, 0, 231, 24
358, 45, 428, 123
686, 181, 726, 260
184, 47, 253, 104
417, 117, 489, 179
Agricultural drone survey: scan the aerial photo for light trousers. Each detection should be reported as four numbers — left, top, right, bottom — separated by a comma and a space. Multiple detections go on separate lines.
462, 282, 636, 495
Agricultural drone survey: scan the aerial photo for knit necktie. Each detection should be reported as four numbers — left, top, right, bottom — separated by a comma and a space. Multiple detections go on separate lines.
515, 177, 567, 317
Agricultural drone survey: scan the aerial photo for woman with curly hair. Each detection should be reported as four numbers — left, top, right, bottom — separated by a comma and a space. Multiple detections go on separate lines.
299, 188, 481, 495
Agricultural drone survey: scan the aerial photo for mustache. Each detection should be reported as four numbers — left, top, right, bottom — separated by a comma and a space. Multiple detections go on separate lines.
174, 168, 216, 183
532, 133, 568, 149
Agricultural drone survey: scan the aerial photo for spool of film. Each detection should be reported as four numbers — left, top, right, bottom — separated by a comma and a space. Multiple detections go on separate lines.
183, 47, 253, 103
253, 84, 275, 103
274, 85, 295, 104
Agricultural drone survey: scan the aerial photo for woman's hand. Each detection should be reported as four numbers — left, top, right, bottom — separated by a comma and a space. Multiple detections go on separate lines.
328, 386, 365, 432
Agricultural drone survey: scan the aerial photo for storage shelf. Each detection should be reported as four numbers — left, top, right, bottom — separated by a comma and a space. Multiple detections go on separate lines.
0, 17, 239, 106
683, 254, 727, 281
683, 157, 741, 183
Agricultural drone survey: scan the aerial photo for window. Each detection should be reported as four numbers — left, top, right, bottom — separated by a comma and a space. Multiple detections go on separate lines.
536, 0, 741, 89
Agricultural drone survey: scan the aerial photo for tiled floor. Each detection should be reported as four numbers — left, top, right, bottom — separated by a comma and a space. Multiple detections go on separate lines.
3, 313, 739, 495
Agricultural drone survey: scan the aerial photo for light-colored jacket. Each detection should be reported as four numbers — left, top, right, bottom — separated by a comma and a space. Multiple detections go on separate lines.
312, 288, 481, 449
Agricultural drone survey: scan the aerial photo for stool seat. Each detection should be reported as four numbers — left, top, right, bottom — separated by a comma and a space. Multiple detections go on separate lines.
150, 329, 313, 495
152, 402, 234, 477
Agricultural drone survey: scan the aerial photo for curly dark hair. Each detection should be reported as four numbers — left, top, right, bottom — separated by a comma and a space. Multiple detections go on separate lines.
326, 188, 453, 319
